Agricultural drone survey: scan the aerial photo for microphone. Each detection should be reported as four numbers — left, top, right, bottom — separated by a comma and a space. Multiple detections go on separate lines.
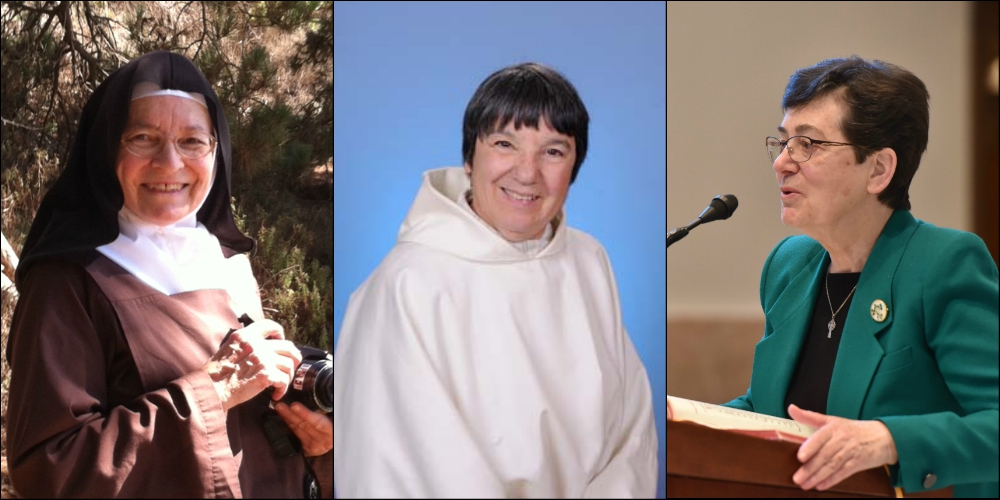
667, 195, 738, 247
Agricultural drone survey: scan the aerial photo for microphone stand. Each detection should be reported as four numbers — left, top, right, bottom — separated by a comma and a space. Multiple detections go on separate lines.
667, 219, 703, 247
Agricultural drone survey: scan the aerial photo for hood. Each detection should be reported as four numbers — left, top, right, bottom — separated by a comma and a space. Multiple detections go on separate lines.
398, 167, 567, 263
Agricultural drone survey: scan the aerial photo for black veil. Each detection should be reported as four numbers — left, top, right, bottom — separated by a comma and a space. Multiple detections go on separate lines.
14, 50, 254, 287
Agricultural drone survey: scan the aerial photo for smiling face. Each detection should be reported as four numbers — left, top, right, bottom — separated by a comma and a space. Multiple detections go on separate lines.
773, 95, 879, 232
465, 119, 575, 242
117, 95, 215, 226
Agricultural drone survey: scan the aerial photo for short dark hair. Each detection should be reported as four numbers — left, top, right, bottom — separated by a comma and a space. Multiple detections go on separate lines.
782, 56, 929, 211
462, 62, 589, 184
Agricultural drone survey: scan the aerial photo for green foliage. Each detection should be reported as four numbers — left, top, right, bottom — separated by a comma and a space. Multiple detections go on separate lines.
232, 102, 297, 182
250, 223, 333, 350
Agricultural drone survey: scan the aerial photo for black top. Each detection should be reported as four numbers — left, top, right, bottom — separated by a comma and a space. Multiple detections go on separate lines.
784, 270, 862, 415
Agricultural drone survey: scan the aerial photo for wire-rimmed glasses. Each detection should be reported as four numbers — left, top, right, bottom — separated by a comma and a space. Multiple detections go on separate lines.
765, 135, 858, 163
121, 131, 217, 160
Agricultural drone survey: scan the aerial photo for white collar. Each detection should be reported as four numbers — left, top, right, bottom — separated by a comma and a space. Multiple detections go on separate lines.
96, 207, 261, 316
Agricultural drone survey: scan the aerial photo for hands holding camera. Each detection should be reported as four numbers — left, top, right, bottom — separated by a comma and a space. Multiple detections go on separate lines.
203, 319, 332, 457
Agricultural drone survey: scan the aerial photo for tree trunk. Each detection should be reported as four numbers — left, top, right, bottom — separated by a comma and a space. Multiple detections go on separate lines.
1, 232, 18, 297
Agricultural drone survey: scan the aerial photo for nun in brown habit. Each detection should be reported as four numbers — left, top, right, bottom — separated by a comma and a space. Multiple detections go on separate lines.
4, 51, 333, 498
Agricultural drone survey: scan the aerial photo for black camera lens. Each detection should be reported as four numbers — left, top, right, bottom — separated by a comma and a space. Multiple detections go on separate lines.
315, 364, 332, 411
282, 346, 333, 414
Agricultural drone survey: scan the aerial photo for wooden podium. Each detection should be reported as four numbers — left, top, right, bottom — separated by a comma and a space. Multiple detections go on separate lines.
667, 419, 953, 498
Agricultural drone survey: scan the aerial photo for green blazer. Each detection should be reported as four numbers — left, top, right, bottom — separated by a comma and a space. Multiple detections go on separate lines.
723, 210, 999, 498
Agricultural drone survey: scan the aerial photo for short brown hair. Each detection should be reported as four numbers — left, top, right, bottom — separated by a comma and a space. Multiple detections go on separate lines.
782, 56, 929, 210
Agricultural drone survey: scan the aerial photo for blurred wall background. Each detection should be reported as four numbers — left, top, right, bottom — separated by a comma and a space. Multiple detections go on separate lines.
667, 1, 983, 404
335, 1, 667, 497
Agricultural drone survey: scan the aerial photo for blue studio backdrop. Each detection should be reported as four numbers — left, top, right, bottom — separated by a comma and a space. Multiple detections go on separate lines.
334, 2, 666, 497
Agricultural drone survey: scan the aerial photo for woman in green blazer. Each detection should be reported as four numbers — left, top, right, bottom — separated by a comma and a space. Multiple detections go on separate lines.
723, 56, 999, 498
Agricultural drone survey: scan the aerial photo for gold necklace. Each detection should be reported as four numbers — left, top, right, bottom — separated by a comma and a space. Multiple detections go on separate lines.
826, 272, 858, 338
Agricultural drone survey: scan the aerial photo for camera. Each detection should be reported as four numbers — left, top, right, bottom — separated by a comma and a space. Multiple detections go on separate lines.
236, 314, 332, 414
263, 346, 332, 457
280, 345, 332, 414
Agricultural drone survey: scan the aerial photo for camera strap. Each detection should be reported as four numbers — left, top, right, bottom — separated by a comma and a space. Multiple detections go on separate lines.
262, 408, 302, 458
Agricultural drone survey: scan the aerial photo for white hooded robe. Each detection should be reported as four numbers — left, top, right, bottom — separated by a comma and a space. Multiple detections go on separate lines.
334, 167, 658, 498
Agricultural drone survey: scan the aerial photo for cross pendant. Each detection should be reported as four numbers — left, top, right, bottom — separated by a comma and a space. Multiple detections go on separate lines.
827, 318, 836, 338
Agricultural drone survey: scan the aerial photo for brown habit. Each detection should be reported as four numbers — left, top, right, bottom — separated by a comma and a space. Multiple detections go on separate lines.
5, 249, 333, 498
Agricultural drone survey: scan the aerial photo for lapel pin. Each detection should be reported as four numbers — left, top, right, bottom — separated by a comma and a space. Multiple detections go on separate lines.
870, 299, 888, 322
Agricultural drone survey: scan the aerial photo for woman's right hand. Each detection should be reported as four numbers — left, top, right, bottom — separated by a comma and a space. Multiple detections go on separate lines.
203, 319, 303, 412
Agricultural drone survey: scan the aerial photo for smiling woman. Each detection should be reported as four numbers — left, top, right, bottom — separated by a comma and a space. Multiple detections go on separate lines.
465, 122, 575, 242
334, 62, 659, 498
4, 51, 333, 498
116, 90, 216, 227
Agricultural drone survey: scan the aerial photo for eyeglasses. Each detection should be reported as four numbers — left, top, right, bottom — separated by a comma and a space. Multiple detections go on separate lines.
121, 131, 217, 160
765, 135, 858, 163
